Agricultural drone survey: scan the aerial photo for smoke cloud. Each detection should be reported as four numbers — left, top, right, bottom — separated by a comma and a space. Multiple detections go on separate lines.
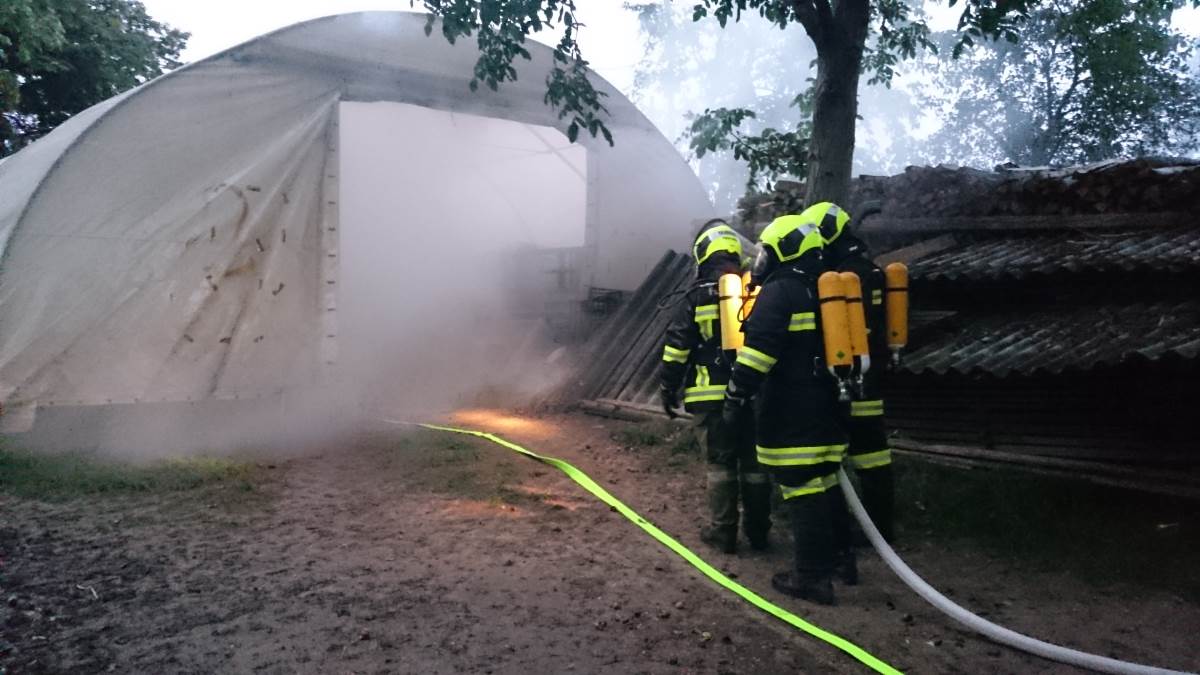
335, 101, 583, 420
6, 100, 583, 459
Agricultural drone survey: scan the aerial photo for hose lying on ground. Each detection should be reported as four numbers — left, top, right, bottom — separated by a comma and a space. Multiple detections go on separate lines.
398, 420, 901, 674
838, 468, 1193, 675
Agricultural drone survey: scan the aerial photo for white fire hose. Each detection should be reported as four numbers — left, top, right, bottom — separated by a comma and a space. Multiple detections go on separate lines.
838, 468, 1194, 675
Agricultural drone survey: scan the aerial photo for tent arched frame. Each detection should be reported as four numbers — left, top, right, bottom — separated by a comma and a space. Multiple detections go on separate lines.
0, 12, 711, 411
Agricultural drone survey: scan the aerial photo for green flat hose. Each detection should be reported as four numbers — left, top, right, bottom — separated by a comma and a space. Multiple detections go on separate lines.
413, 421, 901, 675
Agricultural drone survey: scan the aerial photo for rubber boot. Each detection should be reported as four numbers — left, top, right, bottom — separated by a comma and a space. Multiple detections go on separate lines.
770, 491, 835, 606
859, 465, 895, 543
702, 466, 739, 554
827, 483, 858, 586
741, 472, 773, 551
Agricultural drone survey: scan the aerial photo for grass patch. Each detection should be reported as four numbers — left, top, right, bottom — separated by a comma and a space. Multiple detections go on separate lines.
0, 443, 263, 501
611, 420, 695, 454
391, 431, 527, 504
895, 458, 1200, 600
610, 422, 670, 448
610, 420, 699, 471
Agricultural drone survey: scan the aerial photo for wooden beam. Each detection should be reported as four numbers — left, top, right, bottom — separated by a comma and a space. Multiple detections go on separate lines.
578, 398, 694, 423
875, 234, 957, 266
892, 438, 1200, 500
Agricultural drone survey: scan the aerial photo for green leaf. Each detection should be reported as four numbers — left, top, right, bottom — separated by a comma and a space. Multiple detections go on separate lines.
2, 0, 186, 156
567, 122, 579, 143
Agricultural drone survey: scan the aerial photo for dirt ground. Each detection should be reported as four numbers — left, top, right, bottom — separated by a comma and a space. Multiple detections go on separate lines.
2, 408, 1198, 674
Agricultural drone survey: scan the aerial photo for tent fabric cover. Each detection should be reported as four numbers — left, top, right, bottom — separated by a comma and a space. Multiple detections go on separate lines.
0, 12, 711, 409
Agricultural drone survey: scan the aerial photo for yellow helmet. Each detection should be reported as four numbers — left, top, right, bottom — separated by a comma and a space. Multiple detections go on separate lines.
800, 201, 851, 245
751, 214, 824, 284
692, 220, 743, 265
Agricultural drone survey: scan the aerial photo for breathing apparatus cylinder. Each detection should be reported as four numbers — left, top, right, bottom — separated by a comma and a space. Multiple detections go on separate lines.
739, 271, 760, 322
884, 262, 909, 367
718, 273, 746, 350
839, 271, 871, 396
817, 271, 853, 402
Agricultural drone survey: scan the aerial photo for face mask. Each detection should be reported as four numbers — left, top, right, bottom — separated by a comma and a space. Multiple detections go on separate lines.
749, 245, 774, 289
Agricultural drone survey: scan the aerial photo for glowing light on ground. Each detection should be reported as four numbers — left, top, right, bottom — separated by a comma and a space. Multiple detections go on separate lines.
450, 409, 555, 439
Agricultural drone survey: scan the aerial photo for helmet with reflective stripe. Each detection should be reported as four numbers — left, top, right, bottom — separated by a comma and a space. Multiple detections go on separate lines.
692, 220, 743, 265
799, 202, 851, 245
759, 214, 824, 263
751, 214, 824, 284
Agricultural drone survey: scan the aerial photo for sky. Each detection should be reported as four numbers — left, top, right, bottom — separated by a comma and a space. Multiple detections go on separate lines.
138, 0, 1200, 187
138, 1, 647, 93
139, 1, 1200, 130
143, 1, 1200, 75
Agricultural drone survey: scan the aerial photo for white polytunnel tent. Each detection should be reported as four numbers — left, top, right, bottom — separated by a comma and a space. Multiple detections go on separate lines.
0, 11, 711, 435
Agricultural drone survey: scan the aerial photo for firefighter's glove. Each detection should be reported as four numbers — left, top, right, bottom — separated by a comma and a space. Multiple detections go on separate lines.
721, 390, 748, 428
660, 387, 680, 419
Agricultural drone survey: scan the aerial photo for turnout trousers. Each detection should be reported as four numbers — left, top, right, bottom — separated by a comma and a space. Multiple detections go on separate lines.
694, 407, 772, 544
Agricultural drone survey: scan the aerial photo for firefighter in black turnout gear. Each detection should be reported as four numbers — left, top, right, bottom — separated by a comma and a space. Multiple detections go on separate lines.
811, 202, 896, 544
660, 221, 772, 554
722, 214, 847, 605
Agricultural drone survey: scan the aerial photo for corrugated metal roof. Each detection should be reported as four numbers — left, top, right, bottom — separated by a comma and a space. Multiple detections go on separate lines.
908, 227, 1200, 282
558, 250, 694, 406
903, 301, 1200, 376
562, 239, 1200, 408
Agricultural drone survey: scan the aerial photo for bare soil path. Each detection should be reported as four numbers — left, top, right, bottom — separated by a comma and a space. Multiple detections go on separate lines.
2, 408, 1197, 674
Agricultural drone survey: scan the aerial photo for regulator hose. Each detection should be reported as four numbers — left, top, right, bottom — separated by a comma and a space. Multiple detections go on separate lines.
838, 468, 1194, 675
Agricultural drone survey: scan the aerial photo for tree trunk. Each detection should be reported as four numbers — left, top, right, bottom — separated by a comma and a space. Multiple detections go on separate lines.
804, 2, 870, 208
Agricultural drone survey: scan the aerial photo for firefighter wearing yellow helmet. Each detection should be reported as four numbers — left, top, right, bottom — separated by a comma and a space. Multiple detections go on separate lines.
722, 213, 848, 606
660, 219, 772, 554
811, 201, 897, 548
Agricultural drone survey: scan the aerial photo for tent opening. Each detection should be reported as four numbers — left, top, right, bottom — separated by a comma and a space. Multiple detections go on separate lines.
336, 101, 588, 409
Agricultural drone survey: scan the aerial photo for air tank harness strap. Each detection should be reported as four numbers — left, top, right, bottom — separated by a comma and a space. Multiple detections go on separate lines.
417, 423, 901, 675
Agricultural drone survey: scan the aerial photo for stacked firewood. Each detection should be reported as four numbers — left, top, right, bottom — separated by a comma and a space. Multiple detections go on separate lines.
736, 158, 1200, 227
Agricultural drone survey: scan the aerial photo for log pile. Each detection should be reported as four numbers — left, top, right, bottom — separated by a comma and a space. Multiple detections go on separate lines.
736, 157, 1200, 228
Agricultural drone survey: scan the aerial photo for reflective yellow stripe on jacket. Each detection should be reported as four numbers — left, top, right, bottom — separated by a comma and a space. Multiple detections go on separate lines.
779, 473, 840, 500
684, 365, 725, 403
788, 312, 816, 332
684, 385, 726, 403
850, 399, 884, 417
736, 346, 777, 374
662, 344, 690, 364
694, 304, 718, 340
756, 444, 846, 467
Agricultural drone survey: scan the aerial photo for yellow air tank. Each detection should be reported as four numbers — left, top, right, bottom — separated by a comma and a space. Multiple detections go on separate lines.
839, 271, 871, 380
818, 271, 853, 401
885, 262, 909, 366
740, 271, 760, 321
718, 273, 746, 350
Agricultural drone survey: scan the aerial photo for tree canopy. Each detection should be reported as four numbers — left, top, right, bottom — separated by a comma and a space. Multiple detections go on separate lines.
415, 0, 1200, 207
1, 0, 187, 156
917, 0, 1200, 167
625, 2, 814, 209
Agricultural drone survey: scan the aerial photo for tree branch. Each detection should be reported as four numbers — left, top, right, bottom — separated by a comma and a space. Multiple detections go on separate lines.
1046, 50, 1086, 161
791, 0, 821, 39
